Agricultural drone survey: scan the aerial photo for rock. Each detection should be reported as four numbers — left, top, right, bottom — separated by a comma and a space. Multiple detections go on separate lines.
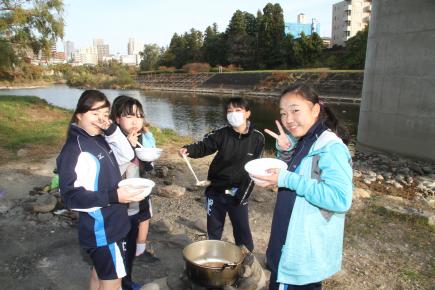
353, 188, 371, 199
363, 178, 372, 185
393, 181, 403, 189
167, 234, 192, 247
140, 282, 160, 290
410, 164, 424, 175
37, 213, 53, 222
163, 180, 173, 185
428, 216, 435, 227
367, 170, 377, 177
149, 277, 169, 290
241, 265, 252, 278
376, 175, 384, 181
252, 192, 266, 203
425, 198, 435, 209
0, 200, 15, 214
156, 166, 169, 178
193, 218, 207, 233
238, 276, 259, 290
167, 274, 189, 290
395, 174, 405, 182
422, 166, 433, 174
152, 218, 173, 233
16, 148, 28, 157
32, 194, 57, 213
353, 170, 362, 178
157, 185, 186, 198
397, 168, 410, 175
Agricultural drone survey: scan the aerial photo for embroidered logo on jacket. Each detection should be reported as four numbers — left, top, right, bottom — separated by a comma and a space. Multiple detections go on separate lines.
97, 153, 104, 160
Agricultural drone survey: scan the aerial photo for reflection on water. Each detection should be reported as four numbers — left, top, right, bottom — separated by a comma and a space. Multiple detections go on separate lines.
0, 85, 360, 149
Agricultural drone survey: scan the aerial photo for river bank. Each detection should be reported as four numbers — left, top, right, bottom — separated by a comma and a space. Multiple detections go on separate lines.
1, 71, 363, 104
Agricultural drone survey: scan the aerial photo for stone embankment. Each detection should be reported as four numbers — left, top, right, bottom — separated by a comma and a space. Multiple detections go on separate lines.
136, 72, 363, 103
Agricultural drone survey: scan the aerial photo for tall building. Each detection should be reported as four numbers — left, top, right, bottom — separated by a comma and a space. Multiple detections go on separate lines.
285, 14, 321, 37
331, 0, 372, 47
93, 38, 104, 47
127, 38, 143, 55
64, 41, 75, 62
92, 39, 110, 63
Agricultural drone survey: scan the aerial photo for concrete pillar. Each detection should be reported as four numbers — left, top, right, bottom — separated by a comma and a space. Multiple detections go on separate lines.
357, 0, 435, 160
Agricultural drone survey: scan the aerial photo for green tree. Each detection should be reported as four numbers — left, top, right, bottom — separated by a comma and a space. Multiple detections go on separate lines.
226, 10, 257, 69
139, 44, 161, 71
258, 3, 286, 68
292, 32, 324, 67
342, 25, 368, 69
202, 23, 226, 66
0, 0, 64, 78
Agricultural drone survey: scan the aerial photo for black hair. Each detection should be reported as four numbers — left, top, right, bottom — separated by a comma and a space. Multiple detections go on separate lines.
225, 97, 250, 112
280, 85, 350, 144
110, 95, 145, 122
71, 90, 110, 124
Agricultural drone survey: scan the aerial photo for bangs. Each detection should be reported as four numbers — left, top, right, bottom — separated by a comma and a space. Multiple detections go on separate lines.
120, 104, 144, 118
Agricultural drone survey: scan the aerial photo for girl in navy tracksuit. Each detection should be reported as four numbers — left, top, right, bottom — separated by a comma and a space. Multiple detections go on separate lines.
179, 97, 264, 252
57, 90, 140, 290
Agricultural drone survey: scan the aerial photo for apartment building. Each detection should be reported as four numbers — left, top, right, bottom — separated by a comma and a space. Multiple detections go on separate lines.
331, 0, 371, 47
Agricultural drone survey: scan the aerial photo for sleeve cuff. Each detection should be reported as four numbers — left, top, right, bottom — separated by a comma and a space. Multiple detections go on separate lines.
103, 122, 117, 136
277, 170, 299, 192
108, 188, 119, 203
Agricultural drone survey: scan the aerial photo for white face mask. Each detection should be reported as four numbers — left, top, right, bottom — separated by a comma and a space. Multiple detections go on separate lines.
227, 111, 245, 127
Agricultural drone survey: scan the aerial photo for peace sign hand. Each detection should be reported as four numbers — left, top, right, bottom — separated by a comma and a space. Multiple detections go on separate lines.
264, 120, 293, 151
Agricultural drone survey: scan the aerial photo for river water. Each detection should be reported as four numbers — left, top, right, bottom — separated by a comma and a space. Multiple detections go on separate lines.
0, 85, 360, 148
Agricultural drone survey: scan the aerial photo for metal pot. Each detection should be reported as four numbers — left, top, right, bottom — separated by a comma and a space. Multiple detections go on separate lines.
183, 240, 244, 288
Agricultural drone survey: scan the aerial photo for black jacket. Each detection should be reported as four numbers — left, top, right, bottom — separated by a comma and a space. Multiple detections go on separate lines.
184, 123, 264, 203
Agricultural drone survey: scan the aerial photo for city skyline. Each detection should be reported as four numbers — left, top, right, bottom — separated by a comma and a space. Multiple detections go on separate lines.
60, 0, 339, 54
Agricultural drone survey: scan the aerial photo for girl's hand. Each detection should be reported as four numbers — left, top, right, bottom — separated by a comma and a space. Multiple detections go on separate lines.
92, 118, 112, 130
264, 120, 292, 151
252, 168, 280, 188
179, 148, 188, 157
127, 131, 139, 147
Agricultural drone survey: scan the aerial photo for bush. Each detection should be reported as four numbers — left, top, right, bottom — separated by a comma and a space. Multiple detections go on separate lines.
182, 62, 211, 74
158, 66, 176, 72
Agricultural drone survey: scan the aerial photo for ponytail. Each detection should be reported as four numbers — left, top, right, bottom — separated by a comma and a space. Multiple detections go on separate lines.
321, 103, 350, 145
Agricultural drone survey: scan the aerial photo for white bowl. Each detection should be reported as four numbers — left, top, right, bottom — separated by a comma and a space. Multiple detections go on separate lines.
135, 147, 162, 162
244, 158, 288, 186
118, 178, 155, 201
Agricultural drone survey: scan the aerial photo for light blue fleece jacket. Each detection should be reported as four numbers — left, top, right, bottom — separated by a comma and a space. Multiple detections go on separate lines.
276, 130, 353, 285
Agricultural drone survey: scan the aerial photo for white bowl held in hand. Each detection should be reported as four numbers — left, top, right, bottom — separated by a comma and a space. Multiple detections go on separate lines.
118, 178, 155, 201
244, 158, 288, 186
135, 147, 162, 162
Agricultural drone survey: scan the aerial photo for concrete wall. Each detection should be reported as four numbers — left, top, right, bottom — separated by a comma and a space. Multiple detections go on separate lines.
357, 0, 435, 160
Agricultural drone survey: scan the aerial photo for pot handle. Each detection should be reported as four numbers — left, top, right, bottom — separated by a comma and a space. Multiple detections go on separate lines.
221, 262, 238, 270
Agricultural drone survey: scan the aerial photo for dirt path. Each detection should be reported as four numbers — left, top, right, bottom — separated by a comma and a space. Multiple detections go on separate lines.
0, 145, 434, 289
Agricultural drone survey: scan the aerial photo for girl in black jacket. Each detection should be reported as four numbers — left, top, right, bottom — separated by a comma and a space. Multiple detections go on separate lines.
179, 97, 264, 251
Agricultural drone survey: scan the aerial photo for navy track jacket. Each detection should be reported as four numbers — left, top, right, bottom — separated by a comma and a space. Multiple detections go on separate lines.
57, 124, 130, 248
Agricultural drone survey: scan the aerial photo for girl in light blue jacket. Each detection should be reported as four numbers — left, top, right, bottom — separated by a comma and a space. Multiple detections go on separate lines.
253, 85, 353, 290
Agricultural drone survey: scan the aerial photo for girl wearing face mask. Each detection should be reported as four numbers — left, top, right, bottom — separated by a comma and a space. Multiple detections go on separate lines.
179, 97, 265, 252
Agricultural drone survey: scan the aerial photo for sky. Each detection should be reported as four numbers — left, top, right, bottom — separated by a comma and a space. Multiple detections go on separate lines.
61, 0, 339, 54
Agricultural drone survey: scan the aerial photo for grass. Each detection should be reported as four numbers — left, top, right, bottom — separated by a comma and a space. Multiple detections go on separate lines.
342, 201, 435, 289
0, 95, 71, 162
226, 68, 364, 73
0, 95, 192, 163
150, 127, 191, 147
